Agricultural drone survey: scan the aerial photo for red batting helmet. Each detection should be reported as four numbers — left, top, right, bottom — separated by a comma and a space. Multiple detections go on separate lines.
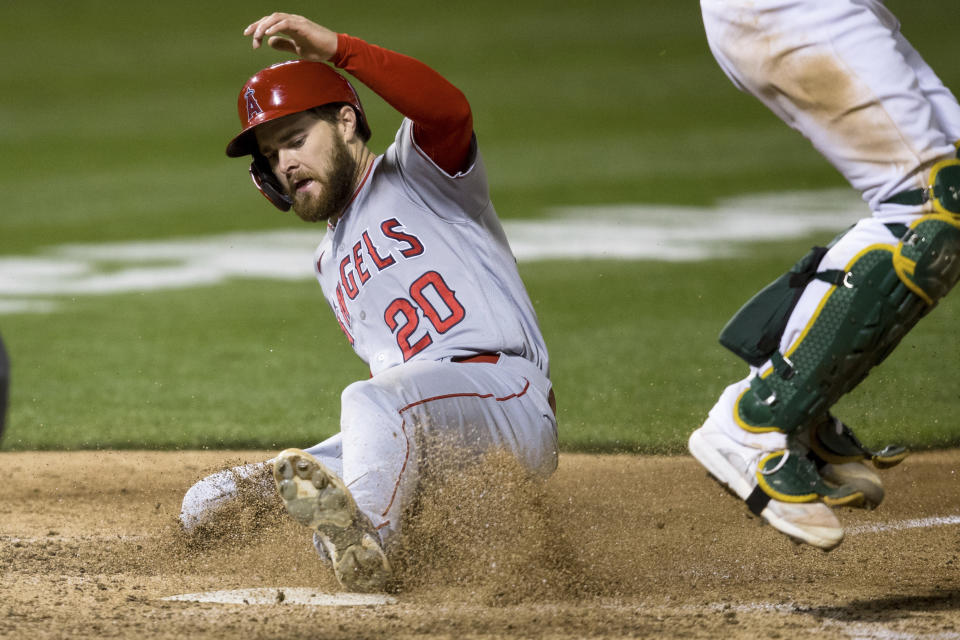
225, 59, 370, 158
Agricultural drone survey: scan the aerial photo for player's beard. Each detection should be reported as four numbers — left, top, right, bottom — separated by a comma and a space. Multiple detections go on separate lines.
290, 136, 358, 223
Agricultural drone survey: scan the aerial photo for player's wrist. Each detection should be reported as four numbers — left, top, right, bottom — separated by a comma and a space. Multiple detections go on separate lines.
330, 33, 353, 67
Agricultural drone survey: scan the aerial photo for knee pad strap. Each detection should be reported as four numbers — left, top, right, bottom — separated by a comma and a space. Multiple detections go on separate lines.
719, 245, 844, 367
883, 158, 960, 214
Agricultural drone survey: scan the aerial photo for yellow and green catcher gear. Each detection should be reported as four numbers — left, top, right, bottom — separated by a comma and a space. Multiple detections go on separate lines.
882, 158, 960, 215
726, 212, 960, 435
745, 449, 864, 517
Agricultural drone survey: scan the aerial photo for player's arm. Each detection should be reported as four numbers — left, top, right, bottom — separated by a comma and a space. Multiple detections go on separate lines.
244, 13, 474, 175
333, 34, 473, 176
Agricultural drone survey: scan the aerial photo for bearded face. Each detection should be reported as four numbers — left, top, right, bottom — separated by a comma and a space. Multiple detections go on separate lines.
255, 110, 361, 223
287, 132, 358, 223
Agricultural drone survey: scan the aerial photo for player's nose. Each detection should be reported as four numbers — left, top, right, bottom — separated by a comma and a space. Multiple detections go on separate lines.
277, 148, 300, 176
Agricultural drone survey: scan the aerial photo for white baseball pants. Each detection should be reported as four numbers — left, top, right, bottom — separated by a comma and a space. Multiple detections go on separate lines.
701, 0, 960, 215
180, 354, 558, 547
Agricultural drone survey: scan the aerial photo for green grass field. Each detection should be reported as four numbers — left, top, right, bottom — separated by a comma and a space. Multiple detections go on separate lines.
1, 0, 957, 452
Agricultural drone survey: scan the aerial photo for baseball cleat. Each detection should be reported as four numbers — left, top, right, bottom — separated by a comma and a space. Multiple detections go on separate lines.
273, 449, 391, 592
689, 418, 863, 550
817, 460, 884, 508
800, 414, 909, 508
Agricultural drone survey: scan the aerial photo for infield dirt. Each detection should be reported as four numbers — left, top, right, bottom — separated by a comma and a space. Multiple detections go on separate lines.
2, 450, 959, 639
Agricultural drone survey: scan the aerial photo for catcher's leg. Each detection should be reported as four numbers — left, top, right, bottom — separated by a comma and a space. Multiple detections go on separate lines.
689, 382, 861, 551
701, 0, 960, 214
694, 206, 960, 547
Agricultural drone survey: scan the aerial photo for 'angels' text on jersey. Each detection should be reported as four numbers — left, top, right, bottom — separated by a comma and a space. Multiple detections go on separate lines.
312, 118, 548, 377
324, 217, 467, 363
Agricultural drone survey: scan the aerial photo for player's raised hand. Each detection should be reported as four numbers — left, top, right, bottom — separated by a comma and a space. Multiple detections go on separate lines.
243, 13, 338, 62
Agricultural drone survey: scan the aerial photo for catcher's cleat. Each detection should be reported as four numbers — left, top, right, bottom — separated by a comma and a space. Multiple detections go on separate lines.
273, 449, 391, 593
800, 414, 908, 508
689, 418, 864, 550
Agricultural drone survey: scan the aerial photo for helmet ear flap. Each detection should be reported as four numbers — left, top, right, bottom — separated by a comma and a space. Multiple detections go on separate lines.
249, 154, 293, 212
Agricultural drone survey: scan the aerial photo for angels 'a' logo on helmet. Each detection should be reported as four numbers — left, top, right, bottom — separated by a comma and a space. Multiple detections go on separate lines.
244, 88, 263, 123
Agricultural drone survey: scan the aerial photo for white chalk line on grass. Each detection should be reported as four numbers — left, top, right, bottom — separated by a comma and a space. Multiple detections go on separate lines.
0, 189, 866, 314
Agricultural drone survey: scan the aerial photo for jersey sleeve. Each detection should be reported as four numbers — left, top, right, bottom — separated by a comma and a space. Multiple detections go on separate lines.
331, 34, 474, 176
386, 118, 491, 221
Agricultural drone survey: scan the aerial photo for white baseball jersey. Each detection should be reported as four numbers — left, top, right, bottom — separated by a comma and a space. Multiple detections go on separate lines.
313, 118, 549, 377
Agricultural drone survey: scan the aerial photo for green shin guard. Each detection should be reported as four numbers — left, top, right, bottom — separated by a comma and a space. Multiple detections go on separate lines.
736, 245, 928, 434
736, 208, 960, 435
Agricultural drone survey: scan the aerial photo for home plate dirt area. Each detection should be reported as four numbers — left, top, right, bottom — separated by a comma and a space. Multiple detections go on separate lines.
2, 450, 959, 639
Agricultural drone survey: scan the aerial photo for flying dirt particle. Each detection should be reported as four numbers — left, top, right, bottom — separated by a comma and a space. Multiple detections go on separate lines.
390, 447, 604, 603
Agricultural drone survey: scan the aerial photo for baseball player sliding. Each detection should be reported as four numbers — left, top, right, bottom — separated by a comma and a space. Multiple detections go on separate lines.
689, 0, 960, 549
180, 13, 558, 592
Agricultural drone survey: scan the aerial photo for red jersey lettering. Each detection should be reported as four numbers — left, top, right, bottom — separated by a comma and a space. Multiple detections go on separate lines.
381, 219, 425, 258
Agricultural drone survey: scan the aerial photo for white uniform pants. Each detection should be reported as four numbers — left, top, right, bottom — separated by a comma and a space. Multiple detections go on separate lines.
180, 354, 558, 546
306, 354, 557, 544
701, 0, 960, 214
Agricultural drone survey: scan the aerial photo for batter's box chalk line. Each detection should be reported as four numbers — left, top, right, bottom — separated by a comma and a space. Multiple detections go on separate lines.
847, 515, 960, 536
161, 588, 396, 606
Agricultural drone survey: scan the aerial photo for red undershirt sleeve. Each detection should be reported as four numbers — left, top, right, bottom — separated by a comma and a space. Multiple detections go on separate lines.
330, 33, 474, 176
